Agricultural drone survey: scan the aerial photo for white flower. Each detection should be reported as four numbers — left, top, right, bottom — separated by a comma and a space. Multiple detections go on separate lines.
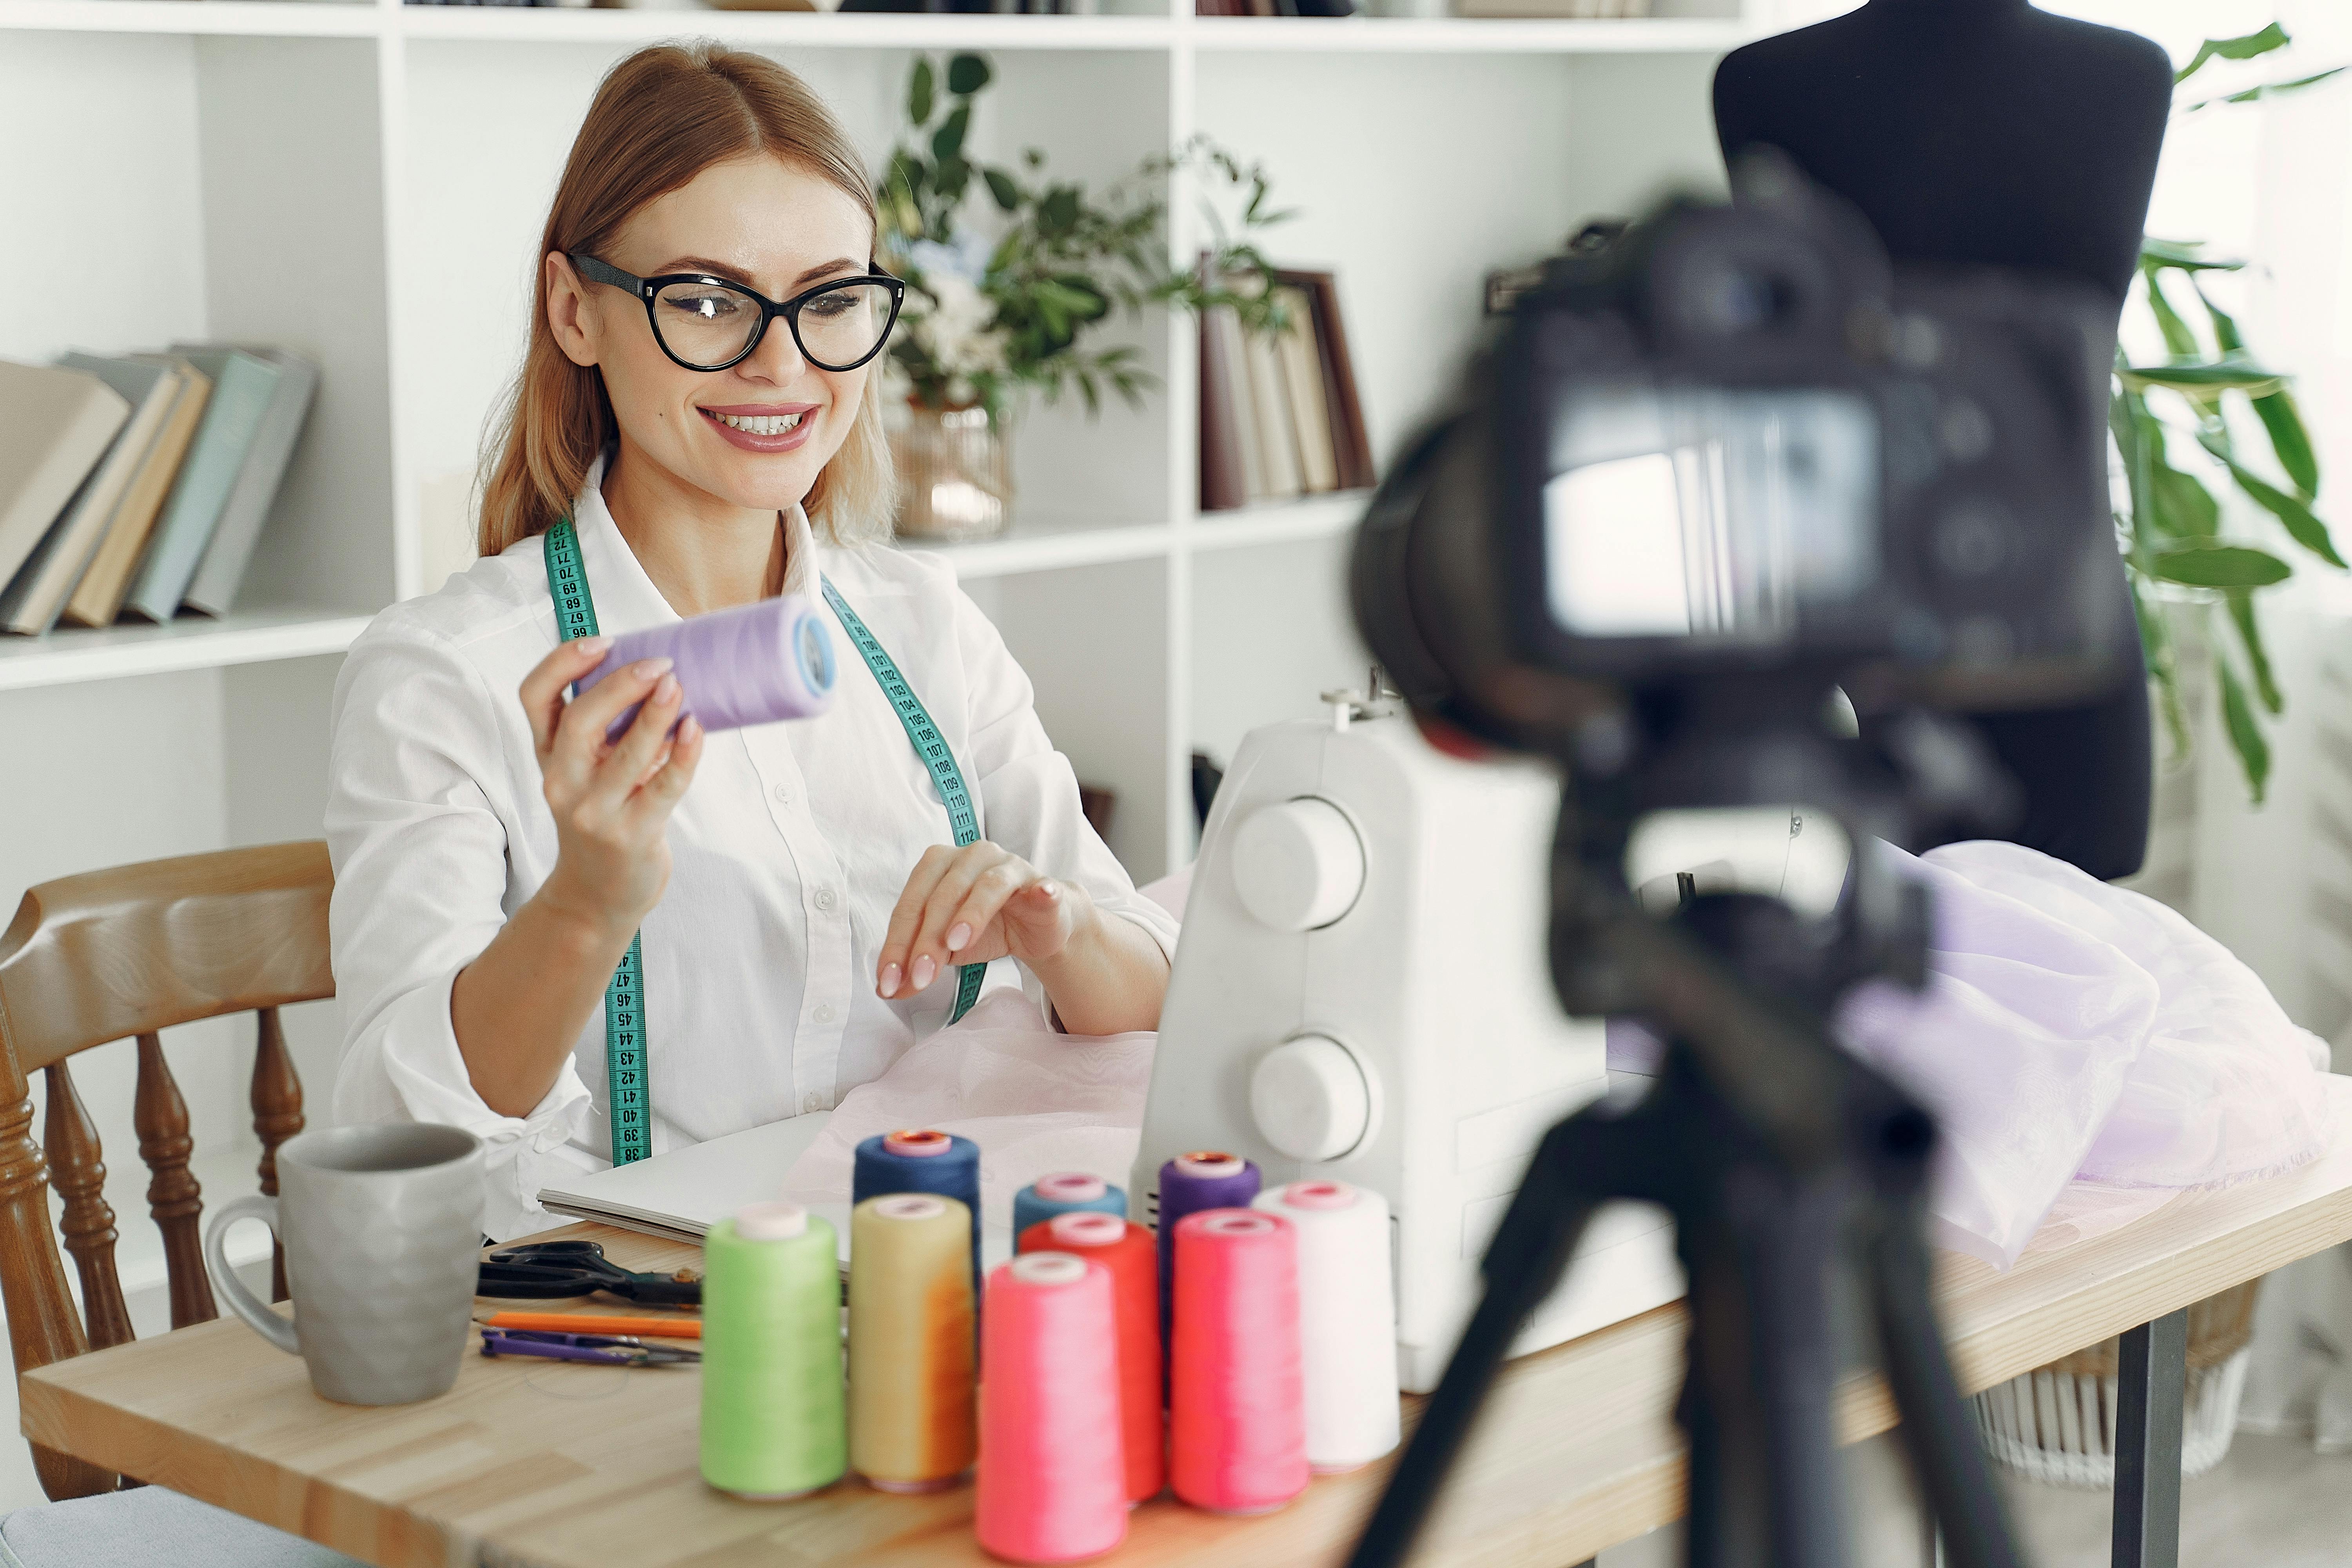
906, 272, 1009, 382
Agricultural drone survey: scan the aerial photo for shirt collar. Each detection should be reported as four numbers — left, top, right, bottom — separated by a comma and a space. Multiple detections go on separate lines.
569, 452, 822, 633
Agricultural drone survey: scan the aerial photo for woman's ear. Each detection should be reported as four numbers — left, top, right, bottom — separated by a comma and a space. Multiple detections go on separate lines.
544, 252, 600, 369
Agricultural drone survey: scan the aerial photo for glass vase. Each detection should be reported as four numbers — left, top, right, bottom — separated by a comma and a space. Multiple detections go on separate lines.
891, 404, 1013, 542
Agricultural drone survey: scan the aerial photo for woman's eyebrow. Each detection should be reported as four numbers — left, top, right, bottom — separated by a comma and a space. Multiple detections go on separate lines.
652, 256, 865, 289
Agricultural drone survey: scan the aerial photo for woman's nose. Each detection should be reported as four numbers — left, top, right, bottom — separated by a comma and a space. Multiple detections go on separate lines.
742, 312, 810, 383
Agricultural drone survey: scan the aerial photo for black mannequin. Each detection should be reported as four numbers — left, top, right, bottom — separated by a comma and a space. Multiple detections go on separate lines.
1715, 0, 2172, 880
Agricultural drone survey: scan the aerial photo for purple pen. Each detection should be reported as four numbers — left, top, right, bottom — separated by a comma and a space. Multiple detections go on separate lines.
574, 593, 837, 742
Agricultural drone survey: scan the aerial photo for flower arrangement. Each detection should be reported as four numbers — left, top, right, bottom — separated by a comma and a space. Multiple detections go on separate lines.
876, 52, 1290, 427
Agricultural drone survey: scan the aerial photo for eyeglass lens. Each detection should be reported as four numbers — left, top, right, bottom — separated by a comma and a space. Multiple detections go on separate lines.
652, 279, 894, 370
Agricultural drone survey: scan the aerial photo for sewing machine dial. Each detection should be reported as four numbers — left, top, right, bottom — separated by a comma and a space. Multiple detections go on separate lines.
1250, 1033, 1375, 1163
1230, 797, 1366, 931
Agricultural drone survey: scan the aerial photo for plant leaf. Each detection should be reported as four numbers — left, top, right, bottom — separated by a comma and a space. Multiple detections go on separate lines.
2251, 386, 2321, 499
2151, 542, 2293, 588
2218, 655, 2271, 803
2225, 587, 2284, 713
984, 168, 1020, 213
2190, 278, 2245, 351
2140, 237, 2244, 272
2181, 66, 2348, 113
908, 57, 935, 128
2205, 438, 2346, 567
2150, 453, 2220, 539
2175, 22, 2291, 85
2141, 266, 2201, 359
2120, 359, 2286, 396
931, 104, 971, 164
946, 53, 991, 97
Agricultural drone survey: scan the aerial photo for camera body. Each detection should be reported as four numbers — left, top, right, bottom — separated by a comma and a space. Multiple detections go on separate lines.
1355, 158, 2122, 760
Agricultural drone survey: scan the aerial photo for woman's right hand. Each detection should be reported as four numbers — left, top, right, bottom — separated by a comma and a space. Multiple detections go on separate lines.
518, 637, 707, 940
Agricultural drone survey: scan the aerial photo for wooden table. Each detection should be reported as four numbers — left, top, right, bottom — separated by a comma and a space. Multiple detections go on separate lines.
21, 1080, 2352, 1568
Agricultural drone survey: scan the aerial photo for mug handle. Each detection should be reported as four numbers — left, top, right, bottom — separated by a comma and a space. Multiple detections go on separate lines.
204, 1194, 299, 1355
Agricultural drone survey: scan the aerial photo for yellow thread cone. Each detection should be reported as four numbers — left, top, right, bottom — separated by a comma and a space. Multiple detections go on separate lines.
849, 1193, 977, 1491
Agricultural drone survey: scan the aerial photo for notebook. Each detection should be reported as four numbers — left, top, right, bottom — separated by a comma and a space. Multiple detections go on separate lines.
0, 360, 130, 598
0, 356, 179, 635
63, 357, 212, 628
118, 348, 280, 623
535, 1113, 1013, 1273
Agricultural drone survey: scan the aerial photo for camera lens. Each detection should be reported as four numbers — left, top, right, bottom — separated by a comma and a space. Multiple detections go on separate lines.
1702, 265, 1785, 333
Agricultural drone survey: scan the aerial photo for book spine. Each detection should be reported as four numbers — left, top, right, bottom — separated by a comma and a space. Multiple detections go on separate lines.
1198, 308, 1247, 512
184, 355, 318, 618
1242, 325, 1303, 500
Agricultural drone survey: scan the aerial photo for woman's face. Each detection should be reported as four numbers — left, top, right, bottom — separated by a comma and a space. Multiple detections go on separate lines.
550, 155, 877, 515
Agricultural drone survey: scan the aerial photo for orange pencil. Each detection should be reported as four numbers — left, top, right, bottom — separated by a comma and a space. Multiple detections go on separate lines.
477, 1311, 703, 1340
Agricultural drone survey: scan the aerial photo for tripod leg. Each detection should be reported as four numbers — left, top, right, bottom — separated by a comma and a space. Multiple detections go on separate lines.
1867, 1217, 2025, 1568
1345, 1112, 1621, 1568
2111, 1309, 2187, 1568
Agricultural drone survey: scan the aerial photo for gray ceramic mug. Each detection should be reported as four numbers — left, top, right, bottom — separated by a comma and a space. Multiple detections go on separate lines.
203, 1123, 485, 1405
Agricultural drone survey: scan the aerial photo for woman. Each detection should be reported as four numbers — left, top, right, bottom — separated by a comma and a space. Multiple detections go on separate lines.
327, 44, 1175, 1240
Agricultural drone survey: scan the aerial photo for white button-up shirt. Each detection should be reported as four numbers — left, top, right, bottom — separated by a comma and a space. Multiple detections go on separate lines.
325, 466, 1179, 1240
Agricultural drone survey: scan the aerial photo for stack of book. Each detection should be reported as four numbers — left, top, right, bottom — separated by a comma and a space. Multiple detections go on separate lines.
0, 347, 318, 636
1199, 269, 1373, 512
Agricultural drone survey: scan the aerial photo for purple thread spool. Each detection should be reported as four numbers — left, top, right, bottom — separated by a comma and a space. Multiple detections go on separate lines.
1156, 1151, 1261, 1351
575, 593, 837, 742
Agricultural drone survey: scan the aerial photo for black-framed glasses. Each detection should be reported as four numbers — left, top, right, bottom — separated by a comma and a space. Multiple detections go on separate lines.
570, 254, 906, 374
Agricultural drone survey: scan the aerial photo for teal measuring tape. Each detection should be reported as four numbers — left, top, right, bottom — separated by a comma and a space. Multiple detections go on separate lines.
819, 578, 989, 1025
543, 517, 984, 1165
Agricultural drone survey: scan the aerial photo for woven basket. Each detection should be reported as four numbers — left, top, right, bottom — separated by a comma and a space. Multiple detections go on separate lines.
1971, 1280, 2261, 1490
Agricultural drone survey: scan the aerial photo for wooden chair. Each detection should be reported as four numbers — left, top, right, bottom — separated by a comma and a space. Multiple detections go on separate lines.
0, 842, 328, 1503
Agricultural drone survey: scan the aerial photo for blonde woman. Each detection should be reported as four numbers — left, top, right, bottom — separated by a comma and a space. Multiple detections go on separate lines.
327, 44, 1174, 1238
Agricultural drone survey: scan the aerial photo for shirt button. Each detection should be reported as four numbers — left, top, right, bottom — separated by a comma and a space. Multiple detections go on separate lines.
813, 1003, 836, 1024
814, 886, 838, 912
772, 783, 793, 806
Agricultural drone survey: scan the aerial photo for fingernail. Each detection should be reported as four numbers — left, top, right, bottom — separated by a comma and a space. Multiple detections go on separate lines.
945, 922, 971, 953
911, 955, 936, 990
634, 657, 674, 679
680, 715, 703, 743
654, 673, 679, 703
578, 635, 613, 656
1038, 881, 1060, 898
878, 962, 900, 998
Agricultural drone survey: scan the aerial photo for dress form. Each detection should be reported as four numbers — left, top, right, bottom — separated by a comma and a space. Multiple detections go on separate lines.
1715, 0, 2173, 880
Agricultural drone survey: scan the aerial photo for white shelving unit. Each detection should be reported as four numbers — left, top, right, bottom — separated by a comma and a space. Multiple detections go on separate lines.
1, 0, 1760, 878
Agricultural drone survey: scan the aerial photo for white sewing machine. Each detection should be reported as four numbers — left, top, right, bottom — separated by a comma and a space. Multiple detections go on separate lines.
1136, 684, 1854, 1392
1134, 690, 1684, 1393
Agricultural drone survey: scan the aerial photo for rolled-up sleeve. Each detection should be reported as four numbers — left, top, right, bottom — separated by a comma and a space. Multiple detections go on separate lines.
325, 621, 593, 1239
949, 588, 1181, 996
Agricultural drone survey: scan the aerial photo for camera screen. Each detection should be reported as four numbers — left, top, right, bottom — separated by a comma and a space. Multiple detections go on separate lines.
1543, 388, 1878, 641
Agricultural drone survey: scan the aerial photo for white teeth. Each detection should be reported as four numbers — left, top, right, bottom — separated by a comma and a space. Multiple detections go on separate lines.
710, 411, 804, 436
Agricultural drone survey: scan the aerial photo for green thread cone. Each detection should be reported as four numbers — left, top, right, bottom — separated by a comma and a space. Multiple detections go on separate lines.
700, 1208, 846, 1498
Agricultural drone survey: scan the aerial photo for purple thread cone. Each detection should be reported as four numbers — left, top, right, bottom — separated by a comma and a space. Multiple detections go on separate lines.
576, 593, 837, 741
1156, 1152, 1260, 1356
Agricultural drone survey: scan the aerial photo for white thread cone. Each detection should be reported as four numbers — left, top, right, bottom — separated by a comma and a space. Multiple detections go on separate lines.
1254, 1180, 1400, 1471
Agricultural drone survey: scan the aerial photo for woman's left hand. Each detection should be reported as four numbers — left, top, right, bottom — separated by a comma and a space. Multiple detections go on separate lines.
875, 841, 1089, 1000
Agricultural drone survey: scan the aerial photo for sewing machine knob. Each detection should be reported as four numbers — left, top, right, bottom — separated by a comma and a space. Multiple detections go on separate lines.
1251, 1034, 1373, 1163
1231, 797, 1364, 931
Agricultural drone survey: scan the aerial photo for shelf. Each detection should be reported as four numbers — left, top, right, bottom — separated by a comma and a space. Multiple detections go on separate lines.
923, 514, 1174, 580
1193, 489, 1368, 552
0, 0, 378, 36
0, 610, 372, 693
1188, 14, 1754, 54
394, 5, 1176, 46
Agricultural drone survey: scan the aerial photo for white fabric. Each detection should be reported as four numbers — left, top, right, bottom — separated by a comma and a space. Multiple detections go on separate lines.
326, 460, 1178, 1241
1839, 839, 2336, 1269
779, 868, 1192, 1226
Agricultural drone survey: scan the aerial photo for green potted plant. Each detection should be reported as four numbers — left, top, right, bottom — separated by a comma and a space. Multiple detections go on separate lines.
2119, 22, 2344, 800
876, 53, 1289, 540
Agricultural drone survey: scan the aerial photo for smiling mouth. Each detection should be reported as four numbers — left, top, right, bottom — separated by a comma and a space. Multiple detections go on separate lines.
704, 410, 806, 436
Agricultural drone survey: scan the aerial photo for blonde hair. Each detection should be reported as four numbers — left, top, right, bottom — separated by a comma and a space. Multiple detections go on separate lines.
477, 42, 894, 557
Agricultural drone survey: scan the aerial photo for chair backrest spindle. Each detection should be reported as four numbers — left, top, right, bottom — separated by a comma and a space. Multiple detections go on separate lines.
42, 1060, 130, 1351
134, 1035, 215, 1331
250, 1007, 303, 1305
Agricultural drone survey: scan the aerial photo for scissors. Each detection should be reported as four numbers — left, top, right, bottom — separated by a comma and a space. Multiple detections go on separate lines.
480, 1328, 701, 1368
476, 1240, 703, 1306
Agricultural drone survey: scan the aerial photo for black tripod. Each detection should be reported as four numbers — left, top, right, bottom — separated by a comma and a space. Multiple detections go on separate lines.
1347, 738, 2029, 1568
